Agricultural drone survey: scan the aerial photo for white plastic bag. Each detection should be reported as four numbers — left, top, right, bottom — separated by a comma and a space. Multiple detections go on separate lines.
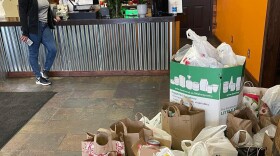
138, 112, 162, 129
182, 138, 237, 156
172, 150, 185, 156
181, 125, 238, 156
253, 124, 277, 147
217, 42, 238, 67
230, 130, 254, 147
186, 29, 220, 61
173, 44, 191, 62
137, 112, 172, 148
205, 137, 238, 156
156, 147, 175, 156
192, 125, 227, 142
180, 47, 223, 68
261, 85, 280, 115
188, 141, 209, 156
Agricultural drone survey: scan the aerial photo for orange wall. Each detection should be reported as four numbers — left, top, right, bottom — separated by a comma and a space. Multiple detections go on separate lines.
215, 0, 268, 82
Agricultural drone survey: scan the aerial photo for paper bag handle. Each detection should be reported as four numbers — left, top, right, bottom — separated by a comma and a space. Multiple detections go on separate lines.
180, 97, 194, 112
94, 131, 113, 144
97, 128, 112, 136
93, 132, 114, 155
86, 132, 95, 139
114, 121, 128, 135
167, 105, 180, 117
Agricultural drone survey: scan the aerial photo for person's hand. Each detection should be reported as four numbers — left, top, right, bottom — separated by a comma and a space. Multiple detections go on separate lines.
54, 16, 61, 22
20, 35, 28, 42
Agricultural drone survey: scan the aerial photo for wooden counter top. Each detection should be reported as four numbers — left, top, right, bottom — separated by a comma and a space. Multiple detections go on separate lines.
0, 16, 175, 26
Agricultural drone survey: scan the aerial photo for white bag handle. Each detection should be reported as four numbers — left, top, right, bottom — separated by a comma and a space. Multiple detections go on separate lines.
244, 146, 265, 156
243, 81, 254, 87
230, 130, 253, 146
181, 140, 193, 156
135, 112, 148, 125
186, 29, 207, 41
188, 141, 209, 156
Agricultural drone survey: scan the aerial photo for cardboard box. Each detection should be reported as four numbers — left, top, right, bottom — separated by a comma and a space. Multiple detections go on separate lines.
170, 56, 245, 126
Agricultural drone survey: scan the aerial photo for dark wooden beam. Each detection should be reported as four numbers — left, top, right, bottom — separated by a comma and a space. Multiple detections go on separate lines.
260, 0, 280, 87
7, 70, 169, 78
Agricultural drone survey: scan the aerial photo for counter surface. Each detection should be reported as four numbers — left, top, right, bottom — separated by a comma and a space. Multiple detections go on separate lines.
0, 16, 175, 26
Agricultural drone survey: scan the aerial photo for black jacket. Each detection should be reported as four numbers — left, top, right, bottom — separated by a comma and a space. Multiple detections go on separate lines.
18, 0, 55, 36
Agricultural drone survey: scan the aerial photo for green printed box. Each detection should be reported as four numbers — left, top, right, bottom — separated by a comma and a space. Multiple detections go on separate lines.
170, 56, 246, 126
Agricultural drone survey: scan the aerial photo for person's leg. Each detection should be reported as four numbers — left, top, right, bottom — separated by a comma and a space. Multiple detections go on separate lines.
28, 33, 41, 78
29, 22, 51, 85
41, 26, 57, 72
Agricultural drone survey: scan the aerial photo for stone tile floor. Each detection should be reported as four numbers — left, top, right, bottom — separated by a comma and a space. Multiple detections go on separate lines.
0, 76, 170, 156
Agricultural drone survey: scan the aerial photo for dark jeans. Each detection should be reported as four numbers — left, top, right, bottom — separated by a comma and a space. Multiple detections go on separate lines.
28, 21, 57, 78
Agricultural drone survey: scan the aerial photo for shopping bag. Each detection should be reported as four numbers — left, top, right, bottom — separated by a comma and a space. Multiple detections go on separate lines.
97, 128, 125, 156
181, 126, 226, 155
186, 29, 220, 61
263, 133, 274, 156
206, 137, 238, 156
253, 124, 277, 147
226, 107, 260, 141
181, 125, 238, 156
230, 130, 253, 147
131, 138, 161, 156
81, 131, 124, 156
138, 112, 162, 129
136, 112, 172, 148
217, 42, 238, 67
261, 85, 280, 115
238, 82, 268, 119
162, 99, 205, 150
274, 120, 280, 155
187, 125, 227, 143
155, 147, 176, 156
110, 118, 153, 156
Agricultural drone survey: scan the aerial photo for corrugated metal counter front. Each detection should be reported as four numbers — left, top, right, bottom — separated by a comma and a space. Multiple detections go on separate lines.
0, 17, 175, 77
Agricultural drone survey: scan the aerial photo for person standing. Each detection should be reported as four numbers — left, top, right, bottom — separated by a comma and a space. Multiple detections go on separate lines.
18, 0, 60, 85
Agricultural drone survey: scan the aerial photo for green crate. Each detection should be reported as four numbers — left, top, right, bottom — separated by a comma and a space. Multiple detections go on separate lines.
125, 9, 138, 18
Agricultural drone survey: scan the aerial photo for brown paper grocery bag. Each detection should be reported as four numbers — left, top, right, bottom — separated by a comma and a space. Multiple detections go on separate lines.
135, 112, 172, 148
226, 107, 261, 142
81, 132, 117, 156
162, 102, 205, 150
263, 133, 273, 156
110, 118, 153, 156
131, 138, 160, 156
82, 130, 125, 156
259, 115, 280, 129
274, 120, 280, 155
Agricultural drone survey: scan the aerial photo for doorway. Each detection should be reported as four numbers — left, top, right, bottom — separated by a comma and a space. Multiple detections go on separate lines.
177, 0, 213, 38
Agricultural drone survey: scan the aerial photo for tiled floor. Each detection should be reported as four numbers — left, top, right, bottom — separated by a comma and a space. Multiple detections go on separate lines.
0, 76, 170, 156
0, 36, 220, 156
